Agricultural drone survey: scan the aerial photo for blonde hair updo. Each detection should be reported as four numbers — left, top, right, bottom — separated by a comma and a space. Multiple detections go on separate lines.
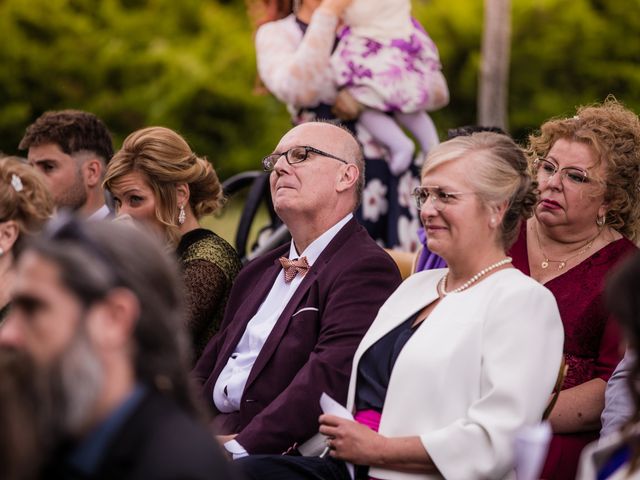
104, 127, 224, 246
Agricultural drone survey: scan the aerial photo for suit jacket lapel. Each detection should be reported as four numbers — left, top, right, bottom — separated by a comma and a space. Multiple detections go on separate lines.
243, 218, 360, 391
206, 247, 285, 396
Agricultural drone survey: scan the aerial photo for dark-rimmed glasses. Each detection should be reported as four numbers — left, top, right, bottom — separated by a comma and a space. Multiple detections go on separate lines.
262, 146, 348, 172
411, 186, 476, 211
534, 158, 590, 185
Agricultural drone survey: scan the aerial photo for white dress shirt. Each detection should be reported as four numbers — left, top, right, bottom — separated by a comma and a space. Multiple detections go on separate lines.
87, 203, 111, 221
216, 214, 352, 457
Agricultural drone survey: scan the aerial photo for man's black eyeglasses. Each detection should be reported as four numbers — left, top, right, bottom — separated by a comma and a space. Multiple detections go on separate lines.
262, 146, 348, 172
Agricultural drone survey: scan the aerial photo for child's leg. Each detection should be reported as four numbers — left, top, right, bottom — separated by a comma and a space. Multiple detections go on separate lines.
359, 109, 415, 176
394, 111, 440, 154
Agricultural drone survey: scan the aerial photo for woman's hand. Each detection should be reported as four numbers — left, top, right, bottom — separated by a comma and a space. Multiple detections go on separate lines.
319, 414, 386, 464
216, 433, 238, 447
332, 89, 364, 121
317, 0, 354, 17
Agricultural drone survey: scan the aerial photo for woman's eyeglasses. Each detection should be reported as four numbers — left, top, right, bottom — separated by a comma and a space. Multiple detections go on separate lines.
411, 186, 476, 211
534, 158, 590, 185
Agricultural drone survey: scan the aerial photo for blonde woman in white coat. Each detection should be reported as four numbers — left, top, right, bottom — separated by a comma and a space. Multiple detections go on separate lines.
238, 132, 564, 480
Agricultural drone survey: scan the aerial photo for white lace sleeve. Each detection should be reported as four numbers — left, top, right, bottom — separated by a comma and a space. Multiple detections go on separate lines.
255, 11, 339, 108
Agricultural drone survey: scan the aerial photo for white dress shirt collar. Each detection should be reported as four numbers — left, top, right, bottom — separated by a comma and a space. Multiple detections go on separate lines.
87, 204, 111, 221
288, 213, 353, 265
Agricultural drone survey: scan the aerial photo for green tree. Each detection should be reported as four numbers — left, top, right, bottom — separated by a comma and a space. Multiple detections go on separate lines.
0, 0, 290, 176
415, 0, 640, 141
1, 0, 638, 176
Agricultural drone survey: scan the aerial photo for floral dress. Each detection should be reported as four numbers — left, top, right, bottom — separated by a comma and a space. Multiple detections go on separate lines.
331, 20, 445, 114
255, 10, 423, 250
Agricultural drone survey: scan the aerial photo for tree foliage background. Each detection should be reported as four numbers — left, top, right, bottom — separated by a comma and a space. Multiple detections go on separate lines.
1, 0, 639, 178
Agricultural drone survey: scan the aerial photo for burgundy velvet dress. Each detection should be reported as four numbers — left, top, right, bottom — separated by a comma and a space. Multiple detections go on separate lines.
509, 227, 637, 480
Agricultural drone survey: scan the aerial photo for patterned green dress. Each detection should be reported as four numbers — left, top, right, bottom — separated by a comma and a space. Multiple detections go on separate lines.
177, 229, 242, 361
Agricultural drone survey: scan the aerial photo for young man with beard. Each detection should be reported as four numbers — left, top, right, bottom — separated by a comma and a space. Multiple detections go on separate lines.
0, 215, 237, 480
19, 110, 114, 219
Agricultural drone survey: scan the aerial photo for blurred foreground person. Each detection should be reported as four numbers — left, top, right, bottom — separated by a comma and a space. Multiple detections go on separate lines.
0, 347, 48, 480
0, 156, 53, 322
578, 252, 640, 479
0, 215, 238, 480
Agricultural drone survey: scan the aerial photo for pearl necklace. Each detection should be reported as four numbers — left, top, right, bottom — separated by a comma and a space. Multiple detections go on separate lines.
534, 222, 600, 271
439, 257, 513, 296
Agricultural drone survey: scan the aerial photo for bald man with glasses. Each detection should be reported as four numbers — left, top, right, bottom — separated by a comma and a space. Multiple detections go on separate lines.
193, 122, 401, 457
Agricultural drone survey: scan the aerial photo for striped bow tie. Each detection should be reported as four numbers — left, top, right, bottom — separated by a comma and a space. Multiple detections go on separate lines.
278, 256, 310, 283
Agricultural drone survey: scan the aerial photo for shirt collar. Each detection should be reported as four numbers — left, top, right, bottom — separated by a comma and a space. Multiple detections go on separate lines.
87, 204, 111, 221
288, 214, 352, 265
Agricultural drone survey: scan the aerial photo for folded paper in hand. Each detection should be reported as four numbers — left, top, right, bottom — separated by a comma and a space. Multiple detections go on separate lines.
514, 421, 552, 480
298, 393, 355, 480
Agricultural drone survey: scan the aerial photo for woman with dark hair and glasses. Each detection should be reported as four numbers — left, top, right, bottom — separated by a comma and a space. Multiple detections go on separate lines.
507, 98, 640, 479
238, 132, 564, 479
103, 127, 242, 361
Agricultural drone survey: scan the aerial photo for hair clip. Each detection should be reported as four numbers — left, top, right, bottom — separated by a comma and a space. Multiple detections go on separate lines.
11, 174, 23, 192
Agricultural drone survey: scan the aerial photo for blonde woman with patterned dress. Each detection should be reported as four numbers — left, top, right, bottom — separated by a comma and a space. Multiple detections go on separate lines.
104, 127, 241, 361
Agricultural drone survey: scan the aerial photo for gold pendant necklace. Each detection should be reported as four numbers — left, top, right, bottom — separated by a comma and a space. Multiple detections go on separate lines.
534, 223, 600, 271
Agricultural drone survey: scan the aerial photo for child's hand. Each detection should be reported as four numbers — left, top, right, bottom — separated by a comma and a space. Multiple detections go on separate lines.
317, 0, 354, 17
332, 90, 364, 121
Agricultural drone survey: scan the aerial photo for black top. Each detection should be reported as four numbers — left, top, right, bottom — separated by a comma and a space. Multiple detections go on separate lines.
355, 312, 421, 412
43, 390, 240, 480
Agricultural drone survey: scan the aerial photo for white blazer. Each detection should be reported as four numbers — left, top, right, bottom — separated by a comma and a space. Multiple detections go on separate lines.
346, 268, 564, 480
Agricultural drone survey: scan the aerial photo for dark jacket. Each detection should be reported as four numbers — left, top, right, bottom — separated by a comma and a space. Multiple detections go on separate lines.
43, 391, 238, 480
192, 218, 402, 454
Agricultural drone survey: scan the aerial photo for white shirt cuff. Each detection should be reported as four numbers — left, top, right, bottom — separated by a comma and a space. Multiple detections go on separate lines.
224, 439, 249, 459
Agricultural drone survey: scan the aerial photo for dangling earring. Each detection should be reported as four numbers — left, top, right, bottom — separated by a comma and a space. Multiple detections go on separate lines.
0, 247, 4, 257
293, 0, 301, 15
596, 214, 606, 227
178, 205, 186, 225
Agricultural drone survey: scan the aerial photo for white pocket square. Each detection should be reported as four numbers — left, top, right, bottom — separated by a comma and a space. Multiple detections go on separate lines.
292, 307, 319, 317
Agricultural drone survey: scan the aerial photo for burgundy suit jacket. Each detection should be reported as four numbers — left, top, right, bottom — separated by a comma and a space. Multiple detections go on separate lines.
192, 218, 401, 454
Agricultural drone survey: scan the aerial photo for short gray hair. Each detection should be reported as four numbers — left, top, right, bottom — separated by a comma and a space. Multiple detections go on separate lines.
422, 132, 537, 249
